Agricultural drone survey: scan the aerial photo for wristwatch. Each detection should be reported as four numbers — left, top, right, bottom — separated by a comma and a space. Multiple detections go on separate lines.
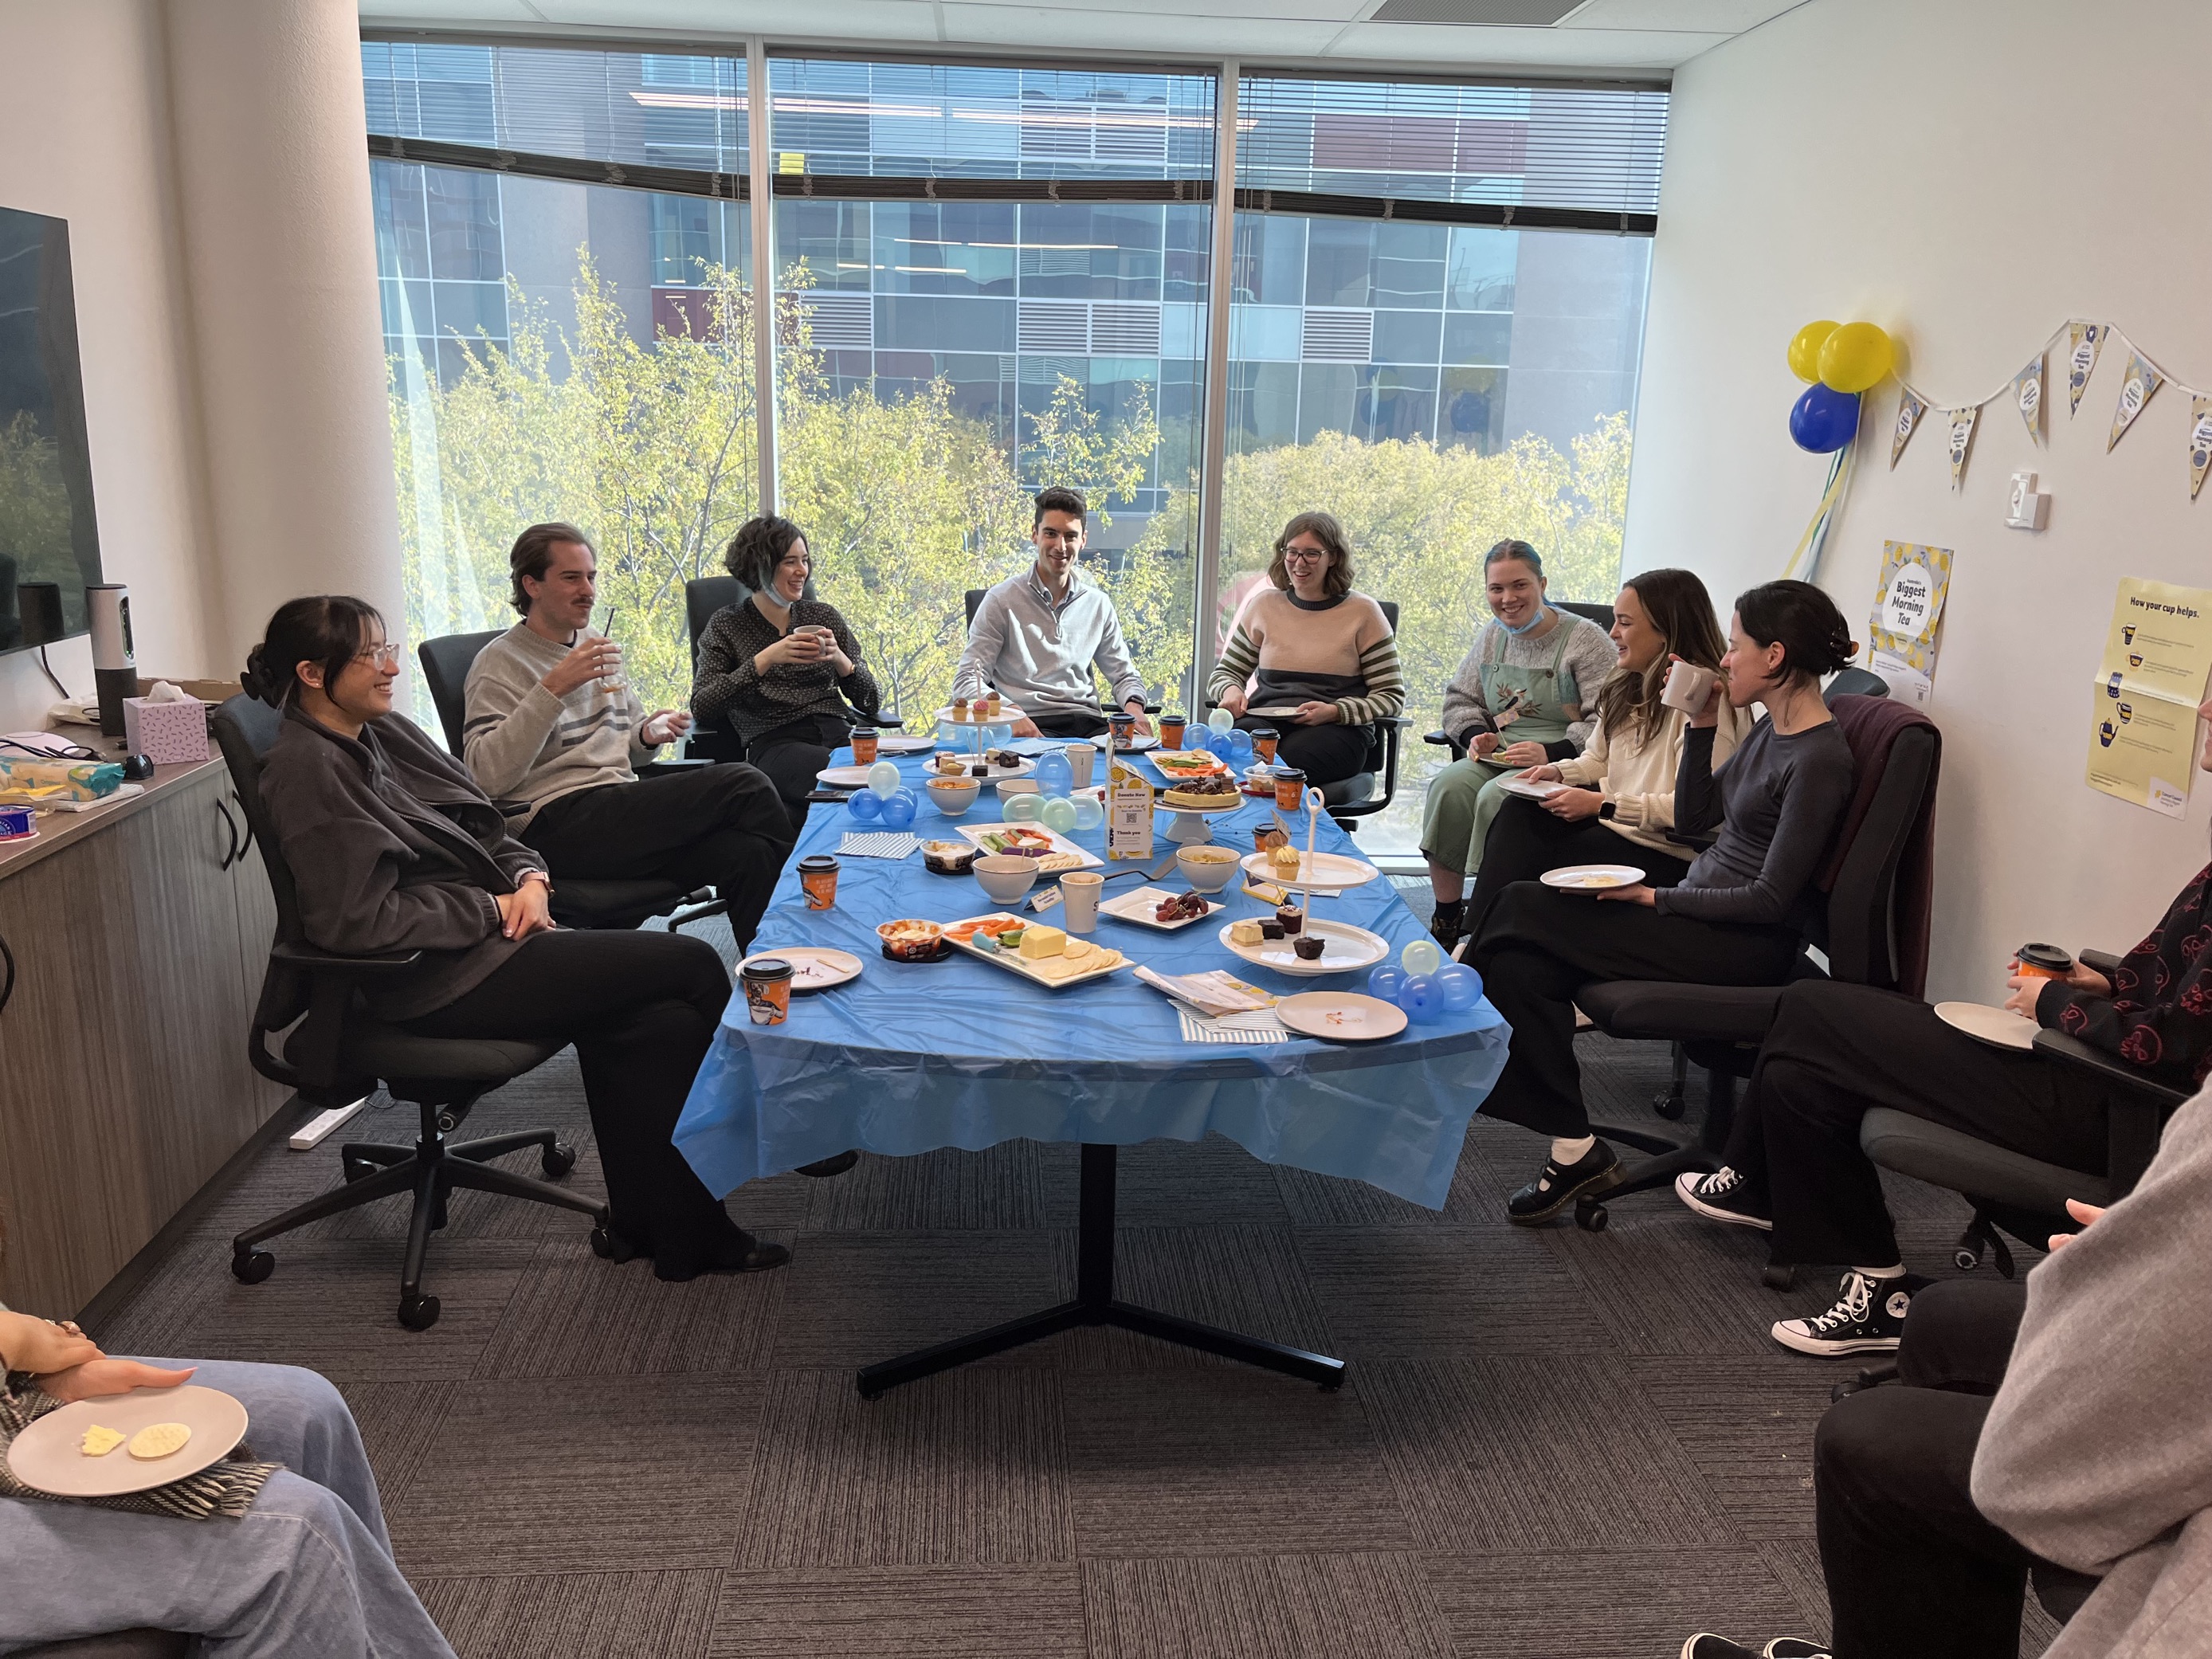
1597, 799, 1618, 822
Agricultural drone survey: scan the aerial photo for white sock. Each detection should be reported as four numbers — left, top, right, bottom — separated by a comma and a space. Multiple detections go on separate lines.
1853, 1264, 1908, 1281
1550, 1135, 1597, 1165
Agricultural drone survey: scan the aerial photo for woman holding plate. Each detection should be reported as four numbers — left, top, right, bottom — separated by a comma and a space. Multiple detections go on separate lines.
1421, 539, 1619, 950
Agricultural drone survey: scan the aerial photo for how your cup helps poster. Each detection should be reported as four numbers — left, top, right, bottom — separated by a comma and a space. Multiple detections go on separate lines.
2088, 578, 2212, 818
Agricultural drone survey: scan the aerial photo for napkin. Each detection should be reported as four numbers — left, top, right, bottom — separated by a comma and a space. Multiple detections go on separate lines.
837, 831, 920, 861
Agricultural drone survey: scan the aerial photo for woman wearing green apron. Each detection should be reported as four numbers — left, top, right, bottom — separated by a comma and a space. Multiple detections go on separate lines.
1422, 540, 1620, 948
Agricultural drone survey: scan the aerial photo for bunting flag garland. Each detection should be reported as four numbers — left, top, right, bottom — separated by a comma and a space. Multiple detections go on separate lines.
1946, 406, 1979, 491
1891, 388, 1927, 469
2065, 320, 2106, 416
2012, 355, 2044, 444
2190, 396, 2212, 501
2108, 351, 2164, 451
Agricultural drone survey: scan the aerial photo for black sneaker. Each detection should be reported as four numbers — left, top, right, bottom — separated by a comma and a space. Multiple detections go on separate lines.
1674, 1166, 1773, 1231
1765, 1642, 1831, 1658
1506, 1140, 1622, 1225
1429, 901, 1466, 951
1680, 1639, 1759, 1659
1771, 1270, 1917, 1357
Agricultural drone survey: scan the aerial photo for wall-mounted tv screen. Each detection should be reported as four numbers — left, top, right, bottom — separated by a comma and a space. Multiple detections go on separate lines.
0, 203, 101, 653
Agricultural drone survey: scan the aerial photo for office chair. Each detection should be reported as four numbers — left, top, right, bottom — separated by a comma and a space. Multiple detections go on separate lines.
210, 697, 611, 1332
1422, 599, 1616, 761
682, 575, 899, 771
962, 586, 1164, 719
13, 1633, 188, 1659
1204, 598, 1406, 830
416, 631, 724, 933
1567, 697, 1941, 1236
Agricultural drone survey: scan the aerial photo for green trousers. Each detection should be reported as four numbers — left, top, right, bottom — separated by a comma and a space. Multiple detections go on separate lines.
1421, 756, 1516, 876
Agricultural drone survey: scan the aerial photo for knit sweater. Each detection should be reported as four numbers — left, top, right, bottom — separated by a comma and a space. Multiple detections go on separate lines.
1554, 696, 1747, 858
951, 568, 1147, 721
461, 622, 664, 826
689, 596, 879, 746
1973, 1084, 2212, 1659
2040, 862, 2212, 1088
1657, 716, 1854, 928
1208, 588, 1404, 727
1439, 610, 1619, 755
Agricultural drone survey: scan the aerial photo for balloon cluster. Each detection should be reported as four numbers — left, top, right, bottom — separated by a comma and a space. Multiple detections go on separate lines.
1368, 939, 1482, 1025
1784, 319, 1895, 453
848, 759, 917, 830
1185, 724, 1253, 763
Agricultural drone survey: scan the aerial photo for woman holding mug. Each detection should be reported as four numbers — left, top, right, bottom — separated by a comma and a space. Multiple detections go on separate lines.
1457, 568, 1743, 945
1209, 512, 1403, 788
691, 514, 880, 826
1421, 539, 1619, 948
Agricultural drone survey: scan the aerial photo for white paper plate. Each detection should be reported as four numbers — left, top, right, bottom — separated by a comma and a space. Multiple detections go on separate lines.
1277, 991, 1409, 1042
1494, 776, 1566, 800
1236, 849, 1380, 891
8, 1386, 248, 1499
1097, 885, 1226, 931
1242, 705, 1307, 720
1216, 916, 1390, 977
739, 946, 862, 992
1539, 863, 1645, 892
875, 734, 937, 754
816, 764, 880, 788
1934, 1001, 2039, 1051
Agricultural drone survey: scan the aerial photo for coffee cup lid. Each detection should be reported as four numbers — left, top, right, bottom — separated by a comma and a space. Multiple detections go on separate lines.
798, 853, 839, 870
741, 957, 794, 980
2018, 942, 2073, 972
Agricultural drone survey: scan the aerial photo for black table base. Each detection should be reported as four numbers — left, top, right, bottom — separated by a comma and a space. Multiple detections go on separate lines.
856, 1143, 1347, 1398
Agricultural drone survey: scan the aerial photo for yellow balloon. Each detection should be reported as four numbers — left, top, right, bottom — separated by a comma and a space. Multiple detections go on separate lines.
1819, 322, 1895, 394
1787, 320, 1838, 383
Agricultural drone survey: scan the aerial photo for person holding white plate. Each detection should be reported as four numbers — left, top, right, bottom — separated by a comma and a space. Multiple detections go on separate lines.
1466, 580, 1857, 1226
1420, 539, 1619, 950
0, 1306, 455, 1657
1458, 567, 1743, 947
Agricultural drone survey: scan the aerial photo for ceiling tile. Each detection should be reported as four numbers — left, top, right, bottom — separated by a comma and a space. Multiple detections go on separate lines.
1558, 0, 1805, 31
937, 2, 1347, 50
1325, 19, 1720, 64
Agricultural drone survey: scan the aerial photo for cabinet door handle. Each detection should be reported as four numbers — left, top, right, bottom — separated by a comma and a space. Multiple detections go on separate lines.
0, 928, 15, 1018
231, 790, 255, 863
216, 797, 241, 870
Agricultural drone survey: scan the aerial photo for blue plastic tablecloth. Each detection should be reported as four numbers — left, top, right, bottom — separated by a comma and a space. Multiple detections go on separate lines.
673, 745, 1511, 1210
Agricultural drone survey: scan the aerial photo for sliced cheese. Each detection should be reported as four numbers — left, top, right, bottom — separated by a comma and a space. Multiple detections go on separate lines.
127, 1422, 192, 1461
1017, 924, 1067, 959
80, 1424, 126, 1458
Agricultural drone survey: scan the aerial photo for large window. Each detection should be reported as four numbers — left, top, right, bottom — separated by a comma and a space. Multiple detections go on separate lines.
362, 39, 1663, 849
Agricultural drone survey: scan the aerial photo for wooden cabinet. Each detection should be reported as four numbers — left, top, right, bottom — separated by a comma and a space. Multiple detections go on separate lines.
0, 761, 290, 1316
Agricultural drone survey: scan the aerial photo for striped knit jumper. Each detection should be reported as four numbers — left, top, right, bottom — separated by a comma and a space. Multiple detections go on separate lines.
1208, 586, 1404, 727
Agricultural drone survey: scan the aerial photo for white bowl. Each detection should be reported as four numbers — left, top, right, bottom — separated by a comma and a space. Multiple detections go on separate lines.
1175, 845, 1242, 893
973, 853, 1039, 904
927, 778, 981, 818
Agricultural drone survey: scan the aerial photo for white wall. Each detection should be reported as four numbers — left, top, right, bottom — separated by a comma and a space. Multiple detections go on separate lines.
1629, 0, 2212, 1002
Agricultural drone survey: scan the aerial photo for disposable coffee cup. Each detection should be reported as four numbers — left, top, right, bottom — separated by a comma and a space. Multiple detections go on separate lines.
1064, 743, 1095, 788
1251, 727, 1279, 763
850, 727, 880, 764
2015, 943, 2073, 982
1157, 714, 1187, 747
1660, 659, 1716, 714
1272, 767, 1308, 811
740, 958, 794, 1026
1061, 870, 1104, 934
798, 853, 840, 910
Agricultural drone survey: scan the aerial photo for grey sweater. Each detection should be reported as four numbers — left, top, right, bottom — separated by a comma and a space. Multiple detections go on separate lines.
1657, 716, 1854, 928
1975, 1085, 2212, 1659
1439, 610, 1619, 755
461, 622, 663, 825
950, 568, 1146, 722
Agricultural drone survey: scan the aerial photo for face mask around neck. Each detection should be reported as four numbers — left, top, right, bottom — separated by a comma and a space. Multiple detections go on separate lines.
1500, 604, 1549, 636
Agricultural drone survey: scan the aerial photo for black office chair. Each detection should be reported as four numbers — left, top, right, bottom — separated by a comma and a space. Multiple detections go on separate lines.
1567, 698, 1941, 1237
961, 586, 1165, 724
1204, 598, 1406, 830
1423, 599, 1616, 761
416, 631, 724, 933
683, 576, 898, 772
210, 696, 611, 1332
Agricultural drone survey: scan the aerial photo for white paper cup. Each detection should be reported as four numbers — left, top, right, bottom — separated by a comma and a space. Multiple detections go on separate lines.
1061, 870, 1103, 933
1660, 659, 1716, 714
1064, 743, 1095, 788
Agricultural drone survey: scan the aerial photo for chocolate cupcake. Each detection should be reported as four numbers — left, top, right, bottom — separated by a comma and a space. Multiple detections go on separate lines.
1292, 934, 1325, 961
1276, 904, 1304, 935
1260, 920, 1284, 940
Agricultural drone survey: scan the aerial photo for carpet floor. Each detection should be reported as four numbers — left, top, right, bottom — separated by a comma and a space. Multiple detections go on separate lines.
95, 914, 2060, 1659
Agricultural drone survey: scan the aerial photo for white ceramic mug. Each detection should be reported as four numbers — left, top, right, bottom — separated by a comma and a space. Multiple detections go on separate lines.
1061, 870, 1103, 933
1064, 743, 1095, 788
1660, 659, 1717, 714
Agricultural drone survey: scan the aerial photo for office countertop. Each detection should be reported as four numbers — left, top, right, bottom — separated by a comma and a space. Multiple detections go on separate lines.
0, 729, 228, 882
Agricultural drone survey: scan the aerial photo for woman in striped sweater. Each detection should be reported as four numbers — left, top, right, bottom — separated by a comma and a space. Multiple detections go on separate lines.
1210, 512, 1404, 790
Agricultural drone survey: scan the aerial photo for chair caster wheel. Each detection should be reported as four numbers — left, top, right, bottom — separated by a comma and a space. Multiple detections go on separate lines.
1762, 1264, 1797, 1292
589, 1223, 637, 1263
1575, 1199, 1609, 1233
542, 1140, 578, 1179
342, 1158, 375, 1183
1954, 1249, 1981, 1272
231, 1249, 275, 1284
398, 1293, 441, 1331
1652, 1090, 1687, 1121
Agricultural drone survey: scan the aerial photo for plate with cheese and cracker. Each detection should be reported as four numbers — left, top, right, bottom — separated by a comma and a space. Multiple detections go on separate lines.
942, 913, 1128, 987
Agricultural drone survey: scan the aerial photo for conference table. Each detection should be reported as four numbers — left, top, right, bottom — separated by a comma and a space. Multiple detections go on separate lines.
673, 739, 1511, 1396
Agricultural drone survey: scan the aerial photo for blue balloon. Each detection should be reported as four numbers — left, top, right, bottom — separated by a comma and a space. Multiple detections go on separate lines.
846, 789, 882, 822
1367, 964, 1406, 1004
1225, 728, 1254, 761
1399, 973, 1444, 1023
1789, 383, 1861, 453
1434, 962, 1482, 1011
988, 724, 1014, 747
1034, 750, 1073, 798
880, 789, 916, 830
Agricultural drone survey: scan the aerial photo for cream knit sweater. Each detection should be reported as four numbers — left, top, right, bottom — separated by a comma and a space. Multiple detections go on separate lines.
1552, 695, 1746, 857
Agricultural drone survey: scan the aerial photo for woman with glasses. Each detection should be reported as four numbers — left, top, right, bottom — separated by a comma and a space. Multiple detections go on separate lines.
1209, 512, 1403, 789
247, 595, 790, 1284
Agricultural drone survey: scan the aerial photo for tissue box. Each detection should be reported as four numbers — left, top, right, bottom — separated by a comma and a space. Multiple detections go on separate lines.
123, 695, 210, 763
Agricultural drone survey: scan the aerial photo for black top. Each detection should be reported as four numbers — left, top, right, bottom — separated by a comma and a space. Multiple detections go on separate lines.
1657, 716, 1854, 929
689, 596, 880, 746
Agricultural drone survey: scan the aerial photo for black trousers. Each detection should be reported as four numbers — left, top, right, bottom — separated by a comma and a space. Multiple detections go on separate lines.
1818, 1279, 2062, 1659
1727, 981, 2111, 1266
1462, 795, 1693, 943
402, 929, 748, 1273
747, 712, 850, 831
1031, 708, 1109, 739
1467, 880, 1801, 1138
523, 763, 796, 951
1237, 716, 1373, 788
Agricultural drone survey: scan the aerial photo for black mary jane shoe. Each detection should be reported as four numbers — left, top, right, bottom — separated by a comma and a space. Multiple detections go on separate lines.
1506, 1141, 1623, 1226
652, 1233, 794, 1283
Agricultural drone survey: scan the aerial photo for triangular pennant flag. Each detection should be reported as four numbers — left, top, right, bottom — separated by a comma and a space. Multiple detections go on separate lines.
2011, 355, 2044, 444
2065, 320, 2105, 415
1946, 406, 1979, 491
2108, 351, 2164, 451
2190, 396, 2212, 502
1891, 387, 1928, 469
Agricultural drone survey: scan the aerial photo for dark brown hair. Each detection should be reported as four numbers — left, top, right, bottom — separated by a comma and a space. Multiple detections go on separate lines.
1484, 538, 1543, 580
725, 515, 808, 592
244, 596, 384, 708
1267, 511, 1355, 600
1033, 486, 1086, 529
1594, 568, 1728, 748
508, 521, 592, 615
1735, 578, 1857, 686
